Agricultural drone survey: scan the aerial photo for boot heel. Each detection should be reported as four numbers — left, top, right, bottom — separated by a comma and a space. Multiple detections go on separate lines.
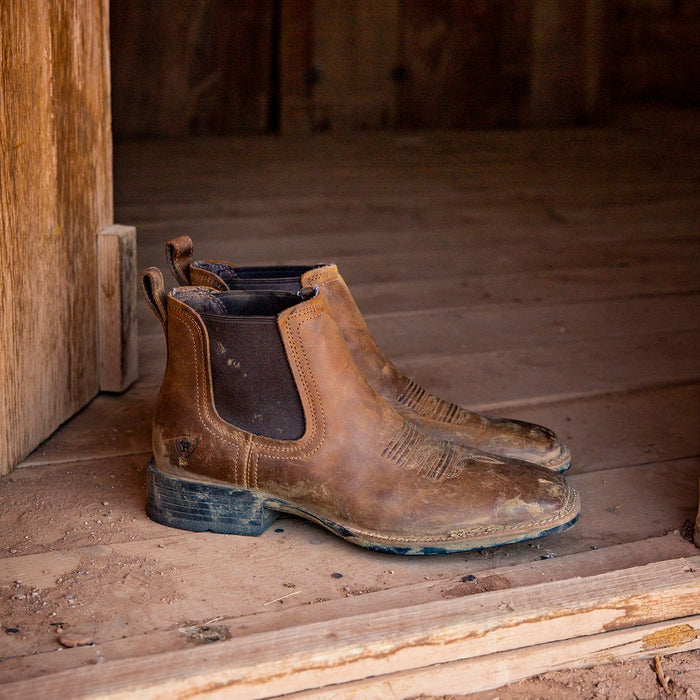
146, 459, 279, 535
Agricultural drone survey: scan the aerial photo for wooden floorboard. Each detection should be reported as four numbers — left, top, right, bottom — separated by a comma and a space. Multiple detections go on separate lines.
3, 558, 698, 699
135, 236, 700, 283
1, 535, 694, 686
288, 614, 700, 699
3, 124, 699, 695
400, 330, 700, 409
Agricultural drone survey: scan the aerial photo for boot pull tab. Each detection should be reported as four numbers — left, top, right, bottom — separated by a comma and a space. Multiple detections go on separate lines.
141, 267, 168, 333
165, 235, 193, 285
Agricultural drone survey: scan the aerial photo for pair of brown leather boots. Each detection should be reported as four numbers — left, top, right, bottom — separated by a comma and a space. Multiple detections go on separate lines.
141, 236, 580, 555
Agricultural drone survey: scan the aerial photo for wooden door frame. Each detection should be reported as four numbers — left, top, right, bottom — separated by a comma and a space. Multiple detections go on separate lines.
0, 0, 136, 475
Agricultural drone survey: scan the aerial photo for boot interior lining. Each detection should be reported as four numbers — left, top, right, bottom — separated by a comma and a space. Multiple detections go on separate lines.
173, 287, 303, 318
193, 261, 315, 290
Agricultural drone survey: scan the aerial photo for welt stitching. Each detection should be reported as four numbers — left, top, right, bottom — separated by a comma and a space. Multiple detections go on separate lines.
250, 450, 259, 489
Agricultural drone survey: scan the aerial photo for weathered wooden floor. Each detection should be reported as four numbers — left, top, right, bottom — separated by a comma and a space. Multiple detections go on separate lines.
1, 118, 699, 697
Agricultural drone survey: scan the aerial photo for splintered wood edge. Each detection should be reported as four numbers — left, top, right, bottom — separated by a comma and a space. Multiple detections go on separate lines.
288, 615, 700, 699
97, 225, 138, 393
3, 556, 698, 699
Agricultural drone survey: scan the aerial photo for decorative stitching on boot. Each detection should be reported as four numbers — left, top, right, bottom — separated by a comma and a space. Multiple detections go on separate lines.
250, 451, 260, 489
302, 265, 339, 287
172, 304, 243, 471
254, 298, 328, 460
395, 377, 470, 425
382, 421, 503, 481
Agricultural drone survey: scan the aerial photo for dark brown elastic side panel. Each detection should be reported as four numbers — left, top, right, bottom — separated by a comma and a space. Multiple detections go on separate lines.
165, 235, 194, 285
140, 266, 168, 333
201, 313, 305, 440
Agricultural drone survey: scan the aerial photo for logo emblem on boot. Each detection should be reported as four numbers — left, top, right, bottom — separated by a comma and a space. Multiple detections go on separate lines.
174, 435, 197, 458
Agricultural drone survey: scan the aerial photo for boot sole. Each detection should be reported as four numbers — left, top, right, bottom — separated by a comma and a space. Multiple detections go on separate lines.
146, 459, 579, 555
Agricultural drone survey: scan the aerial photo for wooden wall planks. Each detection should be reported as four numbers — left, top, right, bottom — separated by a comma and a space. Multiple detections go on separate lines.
0, 0, 113, 475
110, 0, 275, 137
311, 0, 400, 130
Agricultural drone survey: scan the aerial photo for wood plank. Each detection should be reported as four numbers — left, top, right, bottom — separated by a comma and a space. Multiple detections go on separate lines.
401, 330, 700, 410
97, 225, 138, 392
279, 0, 314, 134
0, 0, 112, 474
132, 224, 700, 276
18, 383, 157, 467
312, 0, 400, 130
530, 1, 591, 125
109, 0, 274, 137
366, 294, 700, 361
2, 557, 697, 699
490, 383, 700, 474
1, 534, 694, 685
339, 261, 700, 316
397, 1, 532, 128
288, 616, 700, 699
113, 131, 699, 224
124, 189, 700, 243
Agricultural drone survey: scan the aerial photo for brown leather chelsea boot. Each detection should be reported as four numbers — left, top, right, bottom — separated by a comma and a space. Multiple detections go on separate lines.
141, 266, 579, 554
164, 236, 572, 473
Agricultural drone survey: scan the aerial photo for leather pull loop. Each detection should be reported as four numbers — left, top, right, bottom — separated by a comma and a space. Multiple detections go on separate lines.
141, 266, 168, 333
165, 235, 193, 285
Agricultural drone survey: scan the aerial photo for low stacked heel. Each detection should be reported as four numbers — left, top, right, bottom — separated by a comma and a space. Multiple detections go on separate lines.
146, 459, 279, 535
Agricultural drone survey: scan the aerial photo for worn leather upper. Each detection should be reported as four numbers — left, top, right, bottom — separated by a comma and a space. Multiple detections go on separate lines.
147, 271, 579, 553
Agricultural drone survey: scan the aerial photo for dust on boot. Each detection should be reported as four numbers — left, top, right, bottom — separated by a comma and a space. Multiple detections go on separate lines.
141, 266, 579, 554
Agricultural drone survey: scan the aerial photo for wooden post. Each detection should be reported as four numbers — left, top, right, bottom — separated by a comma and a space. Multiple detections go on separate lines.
279, 0, 315, 134
311, 0, 400, 130
0, 0, 113, 475
529, 0, 610, 124
97, 225, 138, 393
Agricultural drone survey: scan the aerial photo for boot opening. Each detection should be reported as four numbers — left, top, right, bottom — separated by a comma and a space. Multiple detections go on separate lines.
192, 261, 317, 292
